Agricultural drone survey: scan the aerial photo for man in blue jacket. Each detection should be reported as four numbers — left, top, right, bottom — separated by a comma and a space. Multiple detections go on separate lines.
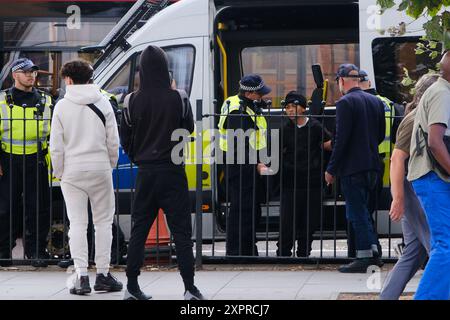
325, 64, 385, 273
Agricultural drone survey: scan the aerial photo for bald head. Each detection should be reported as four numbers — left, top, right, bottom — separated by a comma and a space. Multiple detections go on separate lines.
440, 51, 450, 81
337, 70, 360, 95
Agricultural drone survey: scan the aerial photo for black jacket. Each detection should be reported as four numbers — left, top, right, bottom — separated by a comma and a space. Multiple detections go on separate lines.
281, 117, 331, 189
119, 46, 194, 165
326, 87, 385, 177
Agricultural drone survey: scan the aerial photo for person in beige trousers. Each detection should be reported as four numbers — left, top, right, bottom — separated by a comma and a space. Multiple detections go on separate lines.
50, 60, 122, 295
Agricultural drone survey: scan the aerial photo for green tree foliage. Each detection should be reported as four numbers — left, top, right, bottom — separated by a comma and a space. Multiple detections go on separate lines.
377, 1, 449, 92
377, 0, 450, 48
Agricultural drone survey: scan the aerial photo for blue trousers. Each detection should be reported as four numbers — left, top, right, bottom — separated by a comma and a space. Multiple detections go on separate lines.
380, 178, 430, 300
412, 171, 450, 300
341, 171, 379, 258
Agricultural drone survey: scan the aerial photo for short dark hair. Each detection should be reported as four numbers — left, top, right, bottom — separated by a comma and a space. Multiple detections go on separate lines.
60, 60, 93, 84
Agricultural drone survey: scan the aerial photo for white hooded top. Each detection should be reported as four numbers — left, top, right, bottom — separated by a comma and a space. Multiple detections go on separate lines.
49, 84, 119, 179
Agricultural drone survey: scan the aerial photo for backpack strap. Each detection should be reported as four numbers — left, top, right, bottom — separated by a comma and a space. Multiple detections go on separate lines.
86, 103, 106, 127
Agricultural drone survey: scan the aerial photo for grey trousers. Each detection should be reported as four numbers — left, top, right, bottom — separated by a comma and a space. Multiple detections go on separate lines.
379, 178, 430, 300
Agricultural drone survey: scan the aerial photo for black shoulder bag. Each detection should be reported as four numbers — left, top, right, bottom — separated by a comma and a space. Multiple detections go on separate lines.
121, 93, 136, 163
417, 124, 450, 176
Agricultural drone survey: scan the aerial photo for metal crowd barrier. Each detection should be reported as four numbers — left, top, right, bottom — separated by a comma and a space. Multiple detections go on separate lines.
0, 98, 404, 269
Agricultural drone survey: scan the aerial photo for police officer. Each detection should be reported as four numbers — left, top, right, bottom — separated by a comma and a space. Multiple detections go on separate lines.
359, 70, 404, 188
218, 74, 270, 256
358, 70, 405, 256
0, 58, 52, 267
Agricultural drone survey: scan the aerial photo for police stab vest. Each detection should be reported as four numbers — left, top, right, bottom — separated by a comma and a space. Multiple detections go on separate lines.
377, 95, 393, 155
218, 95, 267, 152
0, 89, 52, 155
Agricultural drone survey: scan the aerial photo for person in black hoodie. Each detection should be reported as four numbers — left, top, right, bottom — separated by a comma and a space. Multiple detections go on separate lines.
277, 91, 331, 257
120, 45, 204, 300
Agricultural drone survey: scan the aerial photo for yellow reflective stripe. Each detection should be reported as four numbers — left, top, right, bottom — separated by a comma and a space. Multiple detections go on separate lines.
0, 99, 10, 135
2, 137, 46, 146
42, 95, 52, 138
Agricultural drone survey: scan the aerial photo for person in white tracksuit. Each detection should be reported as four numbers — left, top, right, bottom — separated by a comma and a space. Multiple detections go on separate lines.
50, 60, 122, 295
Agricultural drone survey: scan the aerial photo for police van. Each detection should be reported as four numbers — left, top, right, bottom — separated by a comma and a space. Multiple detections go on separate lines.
86, 0, 434, 243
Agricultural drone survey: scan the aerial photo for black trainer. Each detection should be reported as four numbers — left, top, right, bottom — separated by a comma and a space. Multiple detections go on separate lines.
184, 286, 206, 300
373, 245, 384, 267
123, 289, 152, 300
338, 258, 381, 273
58, 259, 74, 269
27, 250, 50, 268
94, 273, 123, 292
70, 275, 91, 295
0, 252, 12, 267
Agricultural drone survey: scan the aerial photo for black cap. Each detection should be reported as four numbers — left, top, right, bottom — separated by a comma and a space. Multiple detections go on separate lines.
335, 63, 359, 80
239, 74, 271, 95
284, 91, 307, 107
359, 69, 370, 82
11, 58, 39, 73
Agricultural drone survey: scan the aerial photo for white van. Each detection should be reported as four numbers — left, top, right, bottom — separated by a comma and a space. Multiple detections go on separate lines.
91, 0, 436, 243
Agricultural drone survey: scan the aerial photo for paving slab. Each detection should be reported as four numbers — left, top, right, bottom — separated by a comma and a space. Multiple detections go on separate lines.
0, 264, 420, 300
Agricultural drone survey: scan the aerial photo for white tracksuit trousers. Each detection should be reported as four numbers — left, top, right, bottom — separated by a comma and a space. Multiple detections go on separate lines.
60, 170, 115, 275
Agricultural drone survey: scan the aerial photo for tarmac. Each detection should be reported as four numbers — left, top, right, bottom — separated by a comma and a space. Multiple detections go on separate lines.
0, 263, 420, 300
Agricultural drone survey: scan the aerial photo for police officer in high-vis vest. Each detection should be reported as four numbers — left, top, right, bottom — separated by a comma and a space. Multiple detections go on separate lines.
218, 74, 270, 256
359, 70, 404, 189
0, 59, 52, 267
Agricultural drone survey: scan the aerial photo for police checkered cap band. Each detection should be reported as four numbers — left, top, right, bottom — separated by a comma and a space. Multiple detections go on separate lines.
239, 80, 265, 92
11, 60, 36, 73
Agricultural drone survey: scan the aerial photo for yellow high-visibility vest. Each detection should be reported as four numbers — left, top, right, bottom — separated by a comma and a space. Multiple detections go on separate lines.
0, 89, 52, 155
377, 95, 393, 155
217, 95, 267, 152
377, 94, 394, 187
100, 89, 118, 106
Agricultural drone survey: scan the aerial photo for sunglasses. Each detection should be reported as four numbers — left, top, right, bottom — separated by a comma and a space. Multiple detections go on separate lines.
15, 70, 38, 77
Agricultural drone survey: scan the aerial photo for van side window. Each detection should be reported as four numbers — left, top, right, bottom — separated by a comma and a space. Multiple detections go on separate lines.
242, 44, 359, 108
104, 59, 132, 105
104, 46, 194, 102
372, 37, 441, 104
164, 46, 195, 95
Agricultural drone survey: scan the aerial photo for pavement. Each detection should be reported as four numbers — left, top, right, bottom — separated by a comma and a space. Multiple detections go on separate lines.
0, 264, 421, 300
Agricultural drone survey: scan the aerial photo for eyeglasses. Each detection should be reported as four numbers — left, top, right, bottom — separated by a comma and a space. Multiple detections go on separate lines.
15, 70, 38, 77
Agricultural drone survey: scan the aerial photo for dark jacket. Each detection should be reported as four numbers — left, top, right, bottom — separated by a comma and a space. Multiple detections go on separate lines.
282, 117, 331, 189
119, 45, 194, 165
326, 87, 385, 177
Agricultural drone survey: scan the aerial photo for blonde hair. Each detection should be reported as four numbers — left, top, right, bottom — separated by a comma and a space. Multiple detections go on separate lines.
406, 73, 440, 115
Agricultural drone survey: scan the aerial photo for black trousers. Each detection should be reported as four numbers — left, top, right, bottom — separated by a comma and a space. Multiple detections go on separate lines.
0, 153, 50, 258
226, 166, 262, 256
277, 187, 321, 257
126, 164, 194, 286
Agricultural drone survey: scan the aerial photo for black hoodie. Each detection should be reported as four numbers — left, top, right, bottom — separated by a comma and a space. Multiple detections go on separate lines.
119, 45, 194, 165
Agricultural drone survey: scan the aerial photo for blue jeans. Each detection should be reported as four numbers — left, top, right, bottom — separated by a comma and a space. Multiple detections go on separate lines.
412, 171, 450, 300
341, 171, 379, 258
